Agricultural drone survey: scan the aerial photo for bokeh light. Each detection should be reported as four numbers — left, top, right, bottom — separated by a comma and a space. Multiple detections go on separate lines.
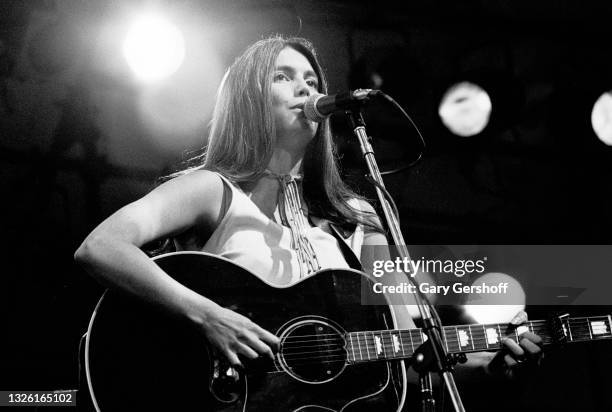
591, 91, 612, 145
136, 27, 224, 153
439, 81, 492, 137
463, 272, 525, 324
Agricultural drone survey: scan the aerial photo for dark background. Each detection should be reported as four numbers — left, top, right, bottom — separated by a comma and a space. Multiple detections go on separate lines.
1, 0, 611, 411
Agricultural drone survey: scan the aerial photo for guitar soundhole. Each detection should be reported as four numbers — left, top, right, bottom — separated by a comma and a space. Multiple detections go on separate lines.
278, 318, 347, 384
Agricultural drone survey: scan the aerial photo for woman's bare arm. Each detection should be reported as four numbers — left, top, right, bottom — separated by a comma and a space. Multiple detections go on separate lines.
75, 170, 278, 366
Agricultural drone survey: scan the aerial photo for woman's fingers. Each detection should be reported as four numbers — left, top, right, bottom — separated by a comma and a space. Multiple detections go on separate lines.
223, 348, 243, 369
510, 310, 528, 325
520, 337, 542, 359
246, 333, 276, 360
501, 333, 543, 369
520, 331, 542, 345
256, 325, 281, 351
235, 342, 259, 360
502, 338, 525, 359
486, 312, 545, 379
504, 353, 518, 368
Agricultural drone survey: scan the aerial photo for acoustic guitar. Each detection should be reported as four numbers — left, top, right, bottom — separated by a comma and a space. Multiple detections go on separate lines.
85, 251, 612, 411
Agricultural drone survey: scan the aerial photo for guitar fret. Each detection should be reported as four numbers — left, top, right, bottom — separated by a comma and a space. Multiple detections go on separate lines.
380, 331, 388, 359
563, 316, 574, 341
470, 323, 486, 351
468, 325, 475, 350
363, 332, 371, 360
455, 326, 464, 353
383, 331, 390, 358
444, 327, 459, 353
442, 328, 450, 352
482, 324, 488, 349
356, 332, 364, 361
377, 331, 384, 359
370, 331, 378, 359
587, 317, 593, 340
378, 331, 384, 357
408, 328, 415, 353
398, 330, 406, 357
454, 326, 461, 352
412, 329, 423, 348
514, 327, 519, 343
387, 330, 396, 358
349, 333, 357, 362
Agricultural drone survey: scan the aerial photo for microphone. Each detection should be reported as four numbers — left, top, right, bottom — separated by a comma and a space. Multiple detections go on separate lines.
303, 89, 378, 122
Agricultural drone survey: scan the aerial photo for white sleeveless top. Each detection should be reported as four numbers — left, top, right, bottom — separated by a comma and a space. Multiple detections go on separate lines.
175, 173, 365, 286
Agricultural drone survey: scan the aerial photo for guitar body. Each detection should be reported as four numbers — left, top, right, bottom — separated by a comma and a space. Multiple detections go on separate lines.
85, 252, 406, 411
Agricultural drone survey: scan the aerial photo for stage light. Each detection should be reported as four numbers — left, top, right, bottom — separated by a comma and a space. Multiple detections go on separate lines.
123, 15, 185, 82
462, 272, 525, 324
591, 91, 612, 145
438, 81, 492, 137
136, 24, 224, 153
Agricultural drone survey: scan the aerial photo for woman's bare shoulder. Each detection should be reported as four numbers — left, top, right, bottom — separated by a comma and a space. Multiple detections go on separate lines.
150, 169, 223, 202
105, 169, 226, 245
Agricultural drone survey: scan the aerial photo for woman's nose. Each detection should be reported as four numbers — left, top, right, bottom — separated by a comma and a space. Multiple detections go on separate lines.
295, 79, 311, 97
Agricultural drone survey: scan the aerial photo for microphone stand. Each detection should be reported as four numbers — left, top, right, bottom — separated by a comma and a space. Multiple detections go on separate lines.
345, 106, 466, 412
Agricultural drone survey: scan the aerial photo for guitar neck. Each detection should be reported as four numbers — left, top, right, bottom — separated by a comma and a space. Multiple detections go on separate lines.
345, 314, 612, 364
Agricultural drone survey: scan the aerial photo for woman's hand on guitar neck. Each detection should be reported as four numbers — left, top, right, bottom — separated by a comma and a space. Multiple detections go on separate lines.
485, 311, 544, 379
195, 303, 280, 368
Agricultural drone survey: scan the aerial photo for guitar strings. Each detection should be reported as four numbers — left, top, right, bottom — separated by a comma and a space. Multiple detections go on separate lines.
280, 329, 606, 352
277, 318, 608, 341
278, 322, 609, 353
280, 327, 604, 351
256, 318, 611, 372
260, 331, 611, 374
260, 338, 610, 374
278, 330, 608, 361
277, 337, 611, 369
281, 332, 608, 358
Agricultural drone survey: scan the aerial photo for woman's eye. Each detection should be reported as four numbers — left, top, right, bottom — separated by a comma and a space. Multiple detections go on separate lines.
274, 73, 289, 82
306, 79, 319, 88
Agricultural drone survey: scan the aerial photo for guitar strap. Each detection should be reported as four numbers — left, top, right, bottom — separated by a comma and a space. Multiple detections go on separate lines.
328, 223, 364, 272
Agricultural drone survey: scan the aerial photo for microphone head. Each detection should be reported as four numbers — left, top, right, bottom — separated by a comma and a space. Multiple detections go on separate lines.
303, 93, 327, 123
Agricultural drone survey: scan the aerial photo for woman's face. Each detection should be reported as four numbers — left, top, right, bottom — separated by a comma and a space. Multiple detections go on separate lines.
271, 47, 320, 152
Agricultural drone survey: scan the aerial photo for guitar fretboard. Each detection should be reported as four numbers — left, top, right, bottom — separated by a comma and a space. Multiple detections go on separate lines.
345, 315, 612, 364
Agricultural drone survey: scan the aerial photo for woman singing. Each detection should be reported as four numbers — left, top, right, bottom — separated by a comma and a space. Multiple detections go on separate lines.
75, 36, 541, 410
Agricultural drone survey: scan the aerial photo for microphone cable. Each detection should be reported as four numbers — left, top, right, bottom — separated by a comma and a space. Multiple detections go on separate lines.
370, 90, 427, 176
